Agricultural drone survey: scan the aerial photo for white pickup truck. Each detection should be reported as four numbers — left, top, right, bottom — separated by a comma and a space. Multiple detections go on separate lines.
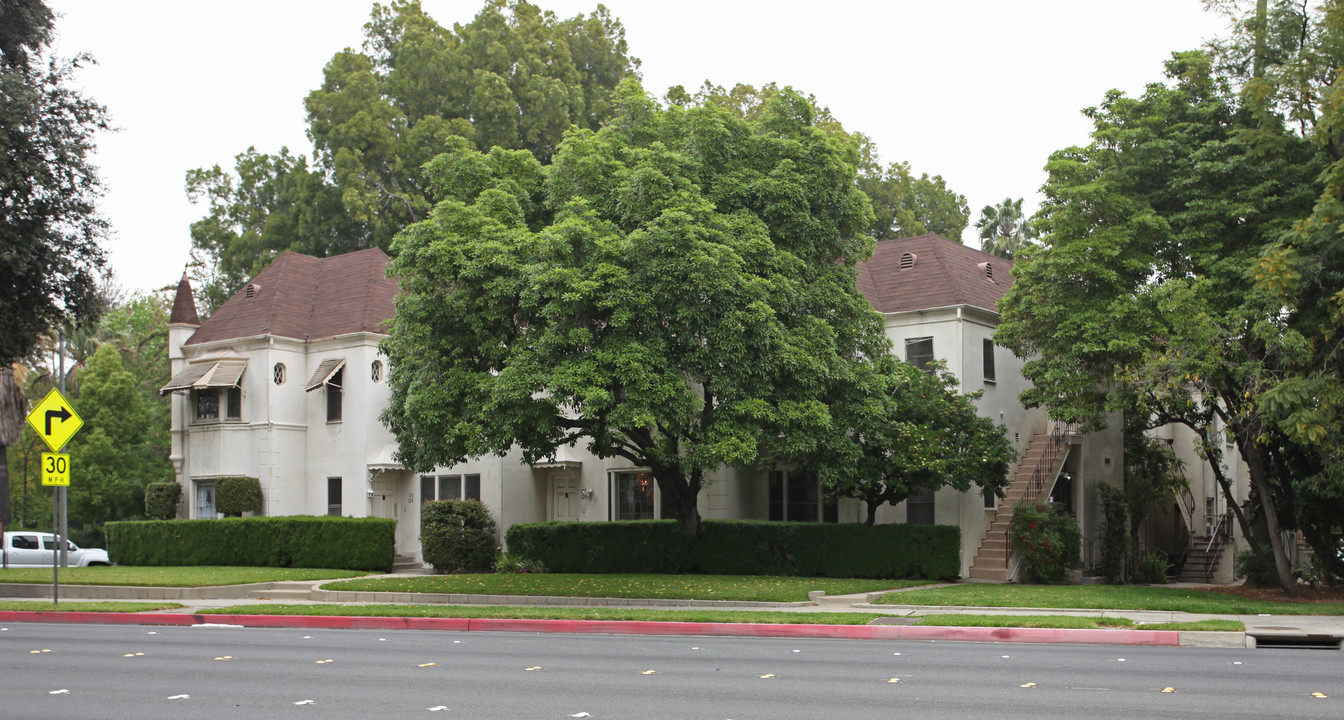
2, 531, 112, 567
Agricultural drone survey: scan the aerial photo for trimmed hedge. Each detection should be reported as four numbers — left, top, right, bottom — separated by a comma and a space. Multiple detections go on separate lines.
421, 499, 497, 573
105, 516, 395, 571
216, 476, 263, 516
144, 482, 182, 520
504, 520, 960, 579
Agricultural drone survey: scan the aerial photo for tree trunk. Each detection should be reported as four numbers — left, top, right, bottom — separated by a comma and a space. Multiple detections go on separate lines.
0, 443, 9, 528
864, 500, 878, 526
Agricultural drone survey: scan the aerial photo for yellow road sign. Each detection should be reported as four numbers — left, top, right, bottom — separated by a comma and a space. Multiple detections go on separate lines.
41, 453, 70, 487
26, 388, 84, 453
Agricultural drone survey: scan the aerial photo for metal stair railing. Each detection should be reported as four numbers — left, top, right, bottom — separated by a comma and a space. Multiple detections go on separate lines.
1005, 420, 1074, 570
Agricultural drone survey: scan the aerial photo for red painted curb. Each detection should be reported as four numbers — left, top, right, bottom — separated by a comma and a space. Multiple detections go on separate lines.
0, 611, 1180, 646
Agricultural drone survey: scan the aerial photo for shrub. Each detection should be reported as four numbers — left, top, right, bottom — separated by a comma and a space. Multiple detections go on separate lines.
144, 482, 182, 520
503, 520, 960, 579
216, 477, 263, 516
1235, 549, 1279, 587
1132, 550, 1169, 584
1096, 483, 1128, 582
105, 516, 394, 571
1010, 501, 1081, 584
495, 553, 548, 573
421, 500, 497, 573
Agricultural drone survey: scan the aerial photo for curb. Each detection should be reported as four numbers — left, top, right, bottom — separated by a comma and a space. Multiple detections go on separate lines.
0, 611, 1181, 646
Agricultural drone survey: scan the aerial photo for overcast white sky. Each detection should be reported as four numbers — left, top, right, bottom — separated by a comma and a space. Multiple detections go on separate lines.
47, 0, 1230, 295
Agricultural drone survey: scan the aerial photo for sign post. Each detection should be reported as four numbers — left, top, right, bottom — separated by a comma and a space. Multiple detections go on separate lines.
25, 387, 83, 605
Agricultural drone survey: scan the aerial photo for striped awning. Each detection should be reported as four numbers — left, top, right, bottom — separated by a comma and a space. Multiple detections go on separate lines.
159, 360, 246, 395
305, 358, 346, 392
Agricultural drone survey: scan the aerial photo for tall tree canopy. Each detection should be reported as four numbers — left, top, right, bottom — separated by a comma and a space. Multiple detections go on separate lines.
665, 81, 969, 242
186, 0, 639, 310
997, 0, 1344, 592
0, 0, 108, 365
0, 0, 108, 532
381, 81, 890, 538
974, 197, 1037, 260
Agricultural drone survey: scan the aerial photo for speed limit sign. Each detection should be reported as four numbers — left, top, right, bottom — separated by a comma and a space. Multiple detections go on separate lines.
41, 452, 70, 486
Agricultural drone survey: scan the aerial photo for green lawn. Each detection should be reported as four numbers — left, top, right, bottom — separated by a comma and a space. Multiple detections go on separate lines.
202, 603, 890, 625
0, 600, 184, 612
0, 566, 368, 587
877, 584, 1344, 616
323, 574, 925, 602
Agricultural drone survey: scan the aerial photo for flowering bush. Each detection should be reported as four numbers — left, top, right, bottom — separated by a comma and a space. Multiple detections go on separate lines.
1010, 501, 1080, 584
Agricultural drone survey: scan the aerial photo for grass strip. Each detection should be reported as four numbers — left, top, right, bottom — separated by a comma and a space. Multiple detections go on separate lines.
0, 601, 185, 613
200, 603, 890, 625
1138, 619, 1245, 631
324, 574, 927, 602
914, 614, 1134, 629
877, 584, 1344, 616
0, 567, 367, 587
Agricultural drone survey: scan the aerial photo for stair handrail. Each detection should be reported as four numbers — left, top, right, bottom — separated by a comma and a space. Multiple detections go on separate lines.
1005, 420, 1075, 569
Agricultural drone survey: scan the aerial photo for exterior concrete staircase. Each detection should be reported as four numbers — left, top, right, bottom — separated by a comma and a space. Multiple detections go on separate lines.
394, 554, 433, 575
1176, 535, 1228, 583
967, 426, 1072, 582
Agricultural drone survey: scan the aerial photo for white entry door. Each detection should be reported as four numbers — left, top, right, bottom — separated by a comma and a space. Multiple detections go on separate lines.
552, 474, 579, 522
196, 482, 217, 519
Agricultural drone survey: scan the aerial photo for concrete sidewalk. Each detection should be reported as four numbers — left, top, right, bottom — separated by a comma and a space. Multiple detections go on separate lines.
2, 578, 1341, 649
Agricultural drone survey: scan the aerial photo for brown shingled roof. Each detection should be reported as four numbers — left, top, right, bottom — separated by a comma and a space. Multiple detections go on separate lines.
185, 248, 397, 345
858, 233, 1013, 315
169, 271, 199, 325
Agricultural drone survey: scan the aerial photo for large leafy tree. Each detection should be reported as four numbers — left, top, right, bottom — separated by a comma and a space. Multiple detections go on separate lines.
63, 344, 172, 537
996, 14, 1329, 594
0, 0, 108, 532
666, 82, 969, 242
382, 81, 887, 538
822, 360, 1015, 525
187, 0, 639, 309
974, 197, 1037, 260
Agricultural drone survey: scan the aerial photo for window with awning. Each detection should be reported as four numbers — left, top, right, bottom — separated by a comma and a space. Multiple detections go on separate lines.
160, 360, 247, 395
306, 359, 346, 423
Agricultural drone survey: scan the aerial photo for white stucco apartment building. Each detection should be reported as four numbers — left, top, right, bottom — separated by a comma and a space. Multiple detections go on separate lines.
162, 234, 1126, 578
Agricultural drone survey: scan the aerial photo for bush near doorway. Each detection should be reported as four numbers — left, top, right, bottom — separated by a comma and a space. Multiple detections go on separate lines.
215, 477, 263, 516
421, 500, 497, 573
144, 482, 182, 520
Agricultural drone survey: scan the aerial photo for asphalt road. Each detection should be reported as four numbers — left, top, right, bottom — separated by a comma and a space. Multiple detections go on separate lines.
1, 621, 1340, 719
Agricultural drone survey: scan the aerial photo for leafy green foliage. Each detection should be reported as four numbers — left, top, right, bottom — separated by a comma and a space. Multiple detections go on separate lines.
105, 516, 395, 571
65, 345, 173, 528
143, 482, 181, 520
382, 80, 887, 538
973, 197, 1037, 259
995, 43, 1325, 593
1096, 483, 1128, 581
822, 360, 1016, 524
0, 0, 107, 365
1235, 548, 1279, 587
185, 0, 639, 307
1132, 550, 1170, 584
504, 519, 961, 579
1010, 501, 1081, 584
494, 553, 547, 573
215, 476, 262, 517
420, 499, 497, 573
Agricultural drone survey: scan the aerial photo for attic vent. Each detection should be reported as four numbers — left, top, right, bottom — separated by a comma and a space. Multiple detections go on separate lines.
245, 283, 261, 299
899, 252, 916, 270
977, 261, 996, 283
